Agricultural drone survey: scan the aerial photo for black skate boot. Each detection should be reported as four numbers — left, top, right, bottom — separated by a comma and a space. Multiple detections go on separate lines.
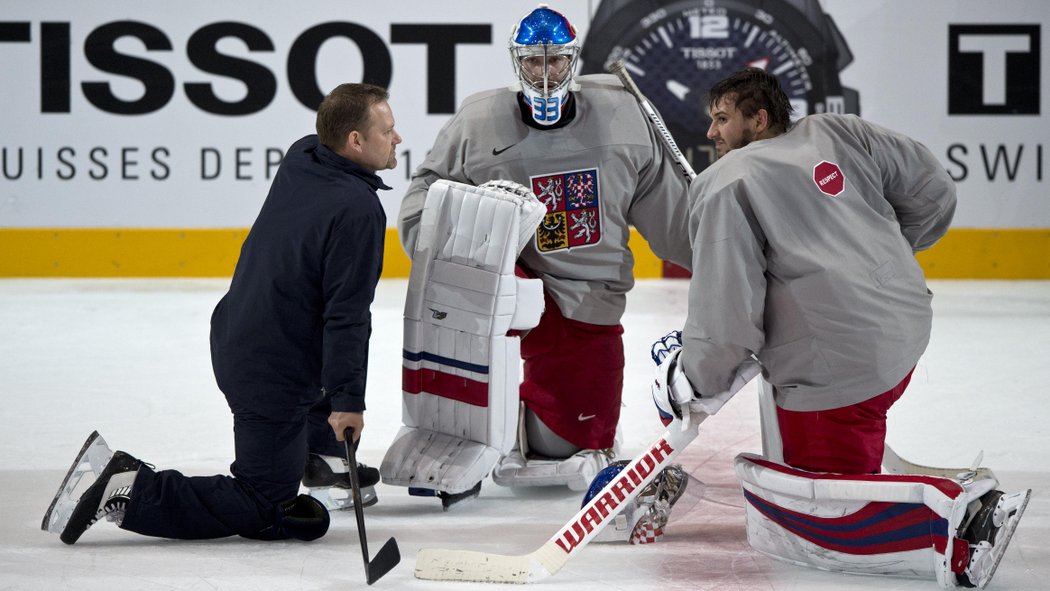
957, 488, 1031, 588
59, 450, 142, 545
302, 453, 379, 510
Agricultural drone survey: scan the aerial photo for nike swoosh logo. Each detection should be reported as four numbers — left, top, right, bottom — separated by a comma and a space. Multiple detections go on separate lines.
577, 413, 596, 421
492, 142, 519, 156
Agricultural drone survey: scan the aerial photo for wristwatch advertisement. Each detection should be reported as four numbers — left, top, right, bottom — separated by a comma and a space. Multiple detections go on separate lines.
581, 0, 860, 173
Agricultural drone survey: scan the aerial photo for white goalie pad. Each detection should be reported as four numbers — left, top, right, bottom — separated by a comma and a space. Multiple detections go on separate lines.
734, 452, 1002, 588
381, 179, 546, 494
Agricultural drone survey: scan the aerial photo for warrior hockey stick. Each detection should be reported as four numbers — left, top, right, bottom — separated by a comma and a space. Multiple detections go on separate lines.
414, 419, 702, 583
344, 427, 400, 585
608, 59, 697, 181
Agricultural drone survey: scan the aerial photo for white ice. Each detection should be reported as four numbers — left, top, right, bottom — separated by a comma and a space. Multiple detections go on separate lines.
1, 278, 1047, 590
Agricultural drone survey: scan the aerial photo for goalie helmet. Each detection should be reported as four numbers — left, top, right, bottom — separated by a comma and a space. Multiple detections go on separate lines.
509, 5, 580, 126
581, 460, 693, 544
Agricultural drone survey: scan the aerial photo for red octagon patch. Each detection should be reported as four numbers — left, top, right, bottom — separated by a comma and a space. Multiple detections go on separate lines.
813, 161, 844, 196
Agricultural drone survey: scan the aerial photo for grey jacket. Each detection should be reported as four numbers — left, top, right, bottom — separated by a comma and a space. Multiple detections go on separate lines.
682, 114, 957, 411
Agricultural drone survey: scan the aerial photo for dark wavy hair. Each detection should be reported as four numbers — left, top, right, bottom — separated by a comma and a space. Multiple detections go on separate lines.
315, 83, 389, 152
707, 68, 793, 134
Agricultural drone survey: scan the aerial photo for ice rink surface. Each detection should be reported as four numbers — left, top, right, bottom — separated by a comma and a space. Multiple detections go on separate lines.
1, 278, 1047, 590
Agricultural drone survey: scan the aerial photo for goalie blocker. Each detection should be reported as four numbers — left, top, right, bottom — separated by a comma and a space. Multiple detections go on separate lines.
380, 179, 546, 506
736, 452, 1030, 588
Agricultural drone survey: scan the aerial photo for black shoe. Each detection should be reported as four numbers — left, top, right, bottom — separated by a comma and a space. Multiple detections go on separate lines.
302, 454, 380, 488
302, 454, 379, 509
59, 451, 142, 545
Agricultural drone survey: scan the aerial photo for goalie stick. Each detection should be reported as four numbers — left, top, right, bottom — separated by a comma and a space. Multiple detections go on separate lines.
344, 427, 400, 585
608, 59, 697, 181
883, 443, 998, 482
414, 419, 703, 583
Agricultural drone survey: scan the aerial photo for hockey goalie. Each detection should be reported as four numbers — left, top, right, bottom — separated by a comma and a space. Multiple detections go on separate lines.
385, 5, 696, 508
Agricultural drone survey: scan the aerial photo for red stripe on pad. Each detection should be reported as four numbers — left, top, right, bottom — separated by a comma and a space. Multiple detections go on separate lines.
402, 366, 489, 407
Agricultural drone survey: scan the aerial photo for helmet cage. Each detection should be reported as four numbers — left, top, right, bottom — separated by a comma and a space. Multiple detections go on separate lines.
510, 43, 580, 98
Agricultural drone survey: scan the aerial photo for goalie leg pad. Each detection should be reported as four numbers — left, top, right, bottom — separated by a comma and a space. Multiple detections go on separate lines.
491, 448, 615, 491
735, 452, 1029, 588
381, 180, 547, 496
491, 407, 620, 491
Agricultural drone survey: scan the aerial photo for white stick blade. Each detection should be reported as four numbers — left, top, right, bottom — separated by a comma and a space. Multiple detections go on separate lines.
415, 548, 530, 583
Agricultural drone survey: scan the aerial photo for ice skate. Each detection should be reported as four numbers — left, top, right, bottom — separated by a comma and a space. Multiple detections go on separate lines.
57, 449, 143, 544
958, 488, 1031, 588
41, 431, 115, 535
302, 453, 379, 510
409, 481, 483, 511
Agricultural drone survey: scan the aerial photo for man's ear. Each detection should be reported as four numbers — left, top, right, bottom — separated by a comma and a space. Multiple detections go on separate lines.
345, 130, 362, 154
754, 108, 770, 133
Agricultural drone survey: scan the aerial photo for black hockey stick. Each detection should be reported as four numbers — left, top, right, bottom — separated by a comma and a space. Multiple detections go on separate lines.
344, 427, 400, 584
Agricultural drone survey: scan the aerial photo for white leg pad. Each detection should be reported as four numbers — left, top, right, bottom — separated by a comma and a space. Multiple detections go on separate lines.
491, 449, 614, 491
381, 180, 546, 495
735, 452, 998, 588
491, 416, 622, 491
381, 427, 503, 494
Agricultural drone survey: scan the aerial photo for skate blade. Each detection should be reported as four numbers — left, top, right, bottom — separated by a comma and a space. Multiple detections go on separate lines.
974, 489, 1031, 589
307, 485, 377, 510
41, 431, 114, 533
439, 481, 482, 511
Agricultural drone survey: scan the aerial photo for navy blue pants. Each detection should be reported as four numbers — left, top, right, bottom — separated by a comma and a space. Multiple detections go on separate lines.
120, 394, 340, 540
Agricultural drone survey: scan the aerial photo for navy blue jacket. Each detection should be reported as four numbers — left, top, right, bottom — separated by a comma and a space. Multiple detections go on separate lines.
210, 135, 388, 417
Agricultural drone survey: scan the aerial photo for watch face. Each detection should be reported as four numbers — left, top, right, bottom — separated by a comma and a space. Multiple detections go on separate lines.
581, 0, 857, 172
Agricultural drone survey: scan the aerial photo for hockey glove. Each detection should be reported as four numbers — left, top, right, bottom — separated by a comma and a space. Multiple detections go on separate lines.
651, 330, 683, 364
652, 330, 764, 427
651, 331, 698, 428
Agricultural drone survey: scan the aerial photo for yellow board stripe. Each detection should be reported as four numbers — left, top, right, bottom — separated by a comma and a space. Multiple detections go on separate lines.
0, 227, 1047, 279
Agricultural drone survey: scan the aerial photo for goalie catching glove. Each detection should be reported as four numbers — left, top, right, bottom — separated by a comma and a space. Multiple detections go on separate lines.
651, 330, 762, 426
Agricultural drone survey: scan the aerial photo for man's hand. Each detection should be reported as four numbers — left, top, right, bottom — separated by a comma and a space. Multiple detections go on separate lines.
329, 411, 364, 442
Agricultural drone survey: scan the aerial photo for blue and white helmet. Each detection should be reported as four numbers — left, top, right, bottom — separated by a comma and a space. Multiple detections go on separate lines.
509, 5, 580, 126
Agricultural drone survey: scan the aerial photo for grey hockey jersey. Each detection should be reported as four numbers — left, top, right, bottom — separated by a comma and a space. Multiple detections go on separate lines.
399, 74, 692, 325
682, 114, 957, 411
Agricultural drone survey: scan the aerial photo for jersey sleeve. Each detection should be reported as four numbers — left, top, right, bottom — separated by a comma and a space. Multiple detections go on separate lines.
321, 206, 386, 413
680, 175, 766, 396
857, 118, 958, 252
625, 110, 693, 271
